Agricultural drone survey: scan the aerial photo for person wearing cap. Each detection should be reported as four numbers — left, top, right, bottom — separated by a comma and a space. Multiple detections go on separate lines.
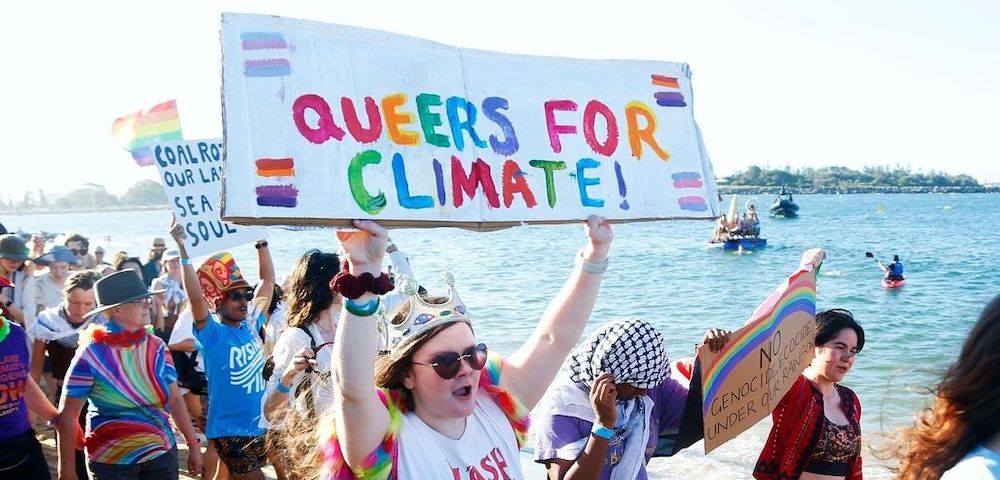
141, 237, 168, 287
169, 221, 275, 480
33, 245, 79, 319
0, 310, 62, 478
56, 269, 202, 480
63, 233, 96, 271
0, 233, 38, 326
316, 217, 611, 479
151, 248, 187, 341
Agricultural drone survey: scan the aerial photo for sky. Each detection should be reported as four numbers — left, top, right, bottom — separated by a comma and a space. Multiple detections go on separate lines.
4, 0, 998, 199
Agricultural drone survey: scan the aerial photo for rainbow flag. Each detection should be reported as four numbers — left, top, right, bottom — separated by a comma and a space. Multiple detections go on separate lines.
111, 100, 183, 166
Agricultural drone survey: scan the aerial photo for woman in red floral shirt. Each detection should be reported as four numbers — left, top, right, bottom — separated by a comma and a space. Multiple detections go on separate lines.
755, 309, 866, 480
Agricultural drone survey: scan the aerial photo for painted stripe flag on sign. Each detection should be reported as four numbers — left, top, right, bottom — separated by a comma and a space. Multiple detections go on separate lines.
111, 100, 184, 167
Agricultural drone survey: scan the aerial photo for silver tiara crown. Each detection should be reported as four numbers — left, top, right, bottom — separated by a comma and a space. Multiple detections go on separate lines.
378, 272, 470, 354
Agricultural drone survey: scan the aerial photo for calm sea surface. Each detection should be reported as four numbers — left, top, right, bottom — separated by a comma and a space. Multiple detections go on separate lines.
8, 193, 999, 479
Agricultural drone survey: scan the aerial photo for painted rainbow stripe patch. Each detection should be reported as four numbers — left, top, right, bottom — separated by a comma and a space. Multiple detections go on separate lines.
651, 75, 680, 88
678, 196, 708, 211
672, 171, 704, 188
255, 185, 298, 208
241, 32, 288, 50
651, 74, 687, 108
255, 158, 294, 177
244, 58, 291, 77
241, 32, 291, 77
701, 269, 817, 415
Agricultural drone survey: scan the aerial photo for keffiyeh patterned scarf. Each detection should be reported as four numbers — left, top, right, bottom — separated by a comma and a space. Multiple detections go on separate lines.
567, 318, 669, 390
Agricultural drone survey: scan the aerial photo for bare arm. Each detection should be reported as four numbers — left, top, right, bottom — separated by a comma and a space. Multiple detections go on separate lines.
30, 339, 46, 382
168, 338, 196, 352
169, 221, 211, 330
263, 346, 313, 422
545, 373, 618, 480
333, 221, 391, 468
57, 397, 85, 480
252, 240, 275, 320
502, 216, 613, 409
25, 375, 58, 420
167, 382, 203, 475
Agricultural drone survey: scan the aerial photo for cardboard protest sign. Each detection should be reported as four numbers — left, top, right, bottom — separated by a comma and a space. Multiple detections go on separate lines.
152, 139, 266, 257
697, 263, 819, 453
220, 13, 720, 229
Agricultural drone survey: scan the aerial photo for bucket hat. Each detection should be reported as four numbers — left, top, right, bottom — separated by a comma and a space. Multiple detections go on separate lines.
85, 269, 164, 318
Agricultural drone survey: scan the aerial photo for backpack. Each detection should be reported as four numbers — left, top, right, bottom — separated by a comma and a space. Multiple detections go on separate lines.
172, 349, 207, 395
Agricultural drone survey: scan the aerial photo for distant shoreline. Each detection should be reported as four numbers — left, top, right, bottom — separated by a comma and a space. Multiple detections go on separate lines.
719, 185, 999, 195
2, 187, 998, 216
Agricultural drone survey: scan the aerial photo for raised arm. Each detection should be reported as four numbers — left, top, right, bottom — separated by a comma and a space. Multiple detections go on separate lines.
502, 215, 613, 409
169, 221, 210, 329
252, 240, 275, 320
332, 220, 391, 468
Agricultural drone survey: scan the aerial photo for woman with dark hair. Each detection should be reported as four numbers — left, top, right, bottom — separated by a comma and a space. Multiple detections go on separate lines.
320, 217, 612, 479
755, 305, 866, 480
895, 294, 1000, 479
262, 249, 341, 476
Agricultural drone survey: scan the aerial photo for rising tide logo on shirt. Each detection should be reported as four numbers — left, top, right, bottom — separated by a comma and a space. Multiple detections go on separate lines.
229, 341, 265, 394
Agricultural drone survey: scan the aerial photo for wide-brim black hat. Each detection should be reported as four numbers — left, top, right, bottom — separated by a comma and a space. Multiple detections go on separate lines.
85, 269, 165, 318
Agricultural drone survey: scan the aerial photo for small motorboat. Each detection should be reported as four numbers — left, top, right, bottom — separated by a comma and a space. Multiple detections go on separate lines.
722, 237, 767, 251
882, 277, 905, 289
770, 188, 799, 218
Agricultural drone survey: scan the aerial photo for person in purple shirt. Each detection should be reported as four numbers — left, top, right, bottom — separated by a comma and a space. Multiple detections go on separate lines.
533, 319, 731, 480
0, 312, 60, 479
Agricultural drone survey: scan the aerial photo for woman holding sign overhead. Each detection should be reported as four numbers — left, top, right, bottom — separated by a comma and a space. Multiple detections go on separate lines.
754, 304, 866, 480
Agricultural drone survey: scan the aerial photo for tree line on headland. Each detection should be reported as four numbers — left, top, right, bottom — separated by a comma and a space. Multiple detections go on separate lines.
719, 165, 997, 194
2, 165, 995, 214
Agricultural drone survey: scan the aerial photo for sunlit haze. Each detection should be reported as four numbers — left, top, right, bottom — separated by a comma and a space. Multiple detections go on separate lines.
4, 0, 998, 199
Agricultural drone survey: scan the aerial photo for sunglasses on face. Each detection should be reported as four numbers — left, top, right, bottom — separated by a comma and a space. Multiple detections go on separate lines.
70, 248, 88, 255
413, 343, 488, 380
225, 291, 254, 302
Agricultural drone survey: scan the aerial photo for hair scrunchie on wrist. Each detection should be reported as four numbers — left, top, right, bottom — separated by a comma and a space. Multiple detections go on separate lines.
330, 264, 394, 299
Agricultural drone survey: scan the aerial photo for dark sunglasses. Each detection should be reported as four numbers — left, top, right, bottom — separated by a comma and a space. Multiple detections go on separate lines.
70, 248, 88, 255
413, 343, 488, 380
225, 291, 254, 302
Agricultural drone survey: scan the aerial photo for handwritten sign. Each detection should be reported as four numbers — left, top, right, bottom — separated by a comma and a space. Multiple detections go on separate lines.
697, 264, 818, 453
152, 139, 266, 257
220, 13, 720, 229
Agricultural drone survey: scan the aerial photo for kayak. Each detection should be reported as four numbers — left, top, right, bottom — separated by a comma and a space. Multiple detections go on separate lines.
882, 278, 906, 289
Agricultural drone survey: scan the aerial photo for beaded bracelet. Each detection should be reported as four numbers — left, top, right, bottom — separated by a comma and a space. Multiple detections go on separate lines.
345, 297, 380, 317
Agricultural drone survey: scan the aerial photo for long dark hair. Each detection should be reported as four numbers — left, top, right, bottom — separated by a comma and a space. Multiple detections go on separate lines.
284, 250, 339, 328
895, 295, 1000, 479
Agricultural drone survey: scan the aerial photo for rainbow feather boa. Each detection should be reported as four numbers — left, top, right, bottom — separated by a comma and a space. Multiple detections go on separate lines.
318, 354, 529, 479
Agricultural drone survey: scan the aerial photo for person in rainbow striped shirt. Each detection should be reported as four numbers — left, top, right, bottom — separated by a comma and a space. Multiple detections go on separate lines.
56, 269, 202, 480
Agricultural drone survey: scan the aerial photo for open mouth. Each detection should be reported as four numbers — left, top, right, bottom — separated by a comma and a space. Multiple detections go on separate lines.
453, 385, 472, 398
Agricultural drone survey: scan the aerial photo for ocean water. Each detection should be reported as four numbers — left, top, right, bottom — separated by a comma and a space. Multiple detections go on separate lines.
7, 193, 999, 479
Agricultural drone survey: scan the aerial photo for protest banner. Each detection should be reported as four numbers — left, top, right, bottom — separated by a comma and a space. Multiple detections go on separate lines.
152, 138, 266, 257
220, 13, 720, 229
697, 263, 819, 453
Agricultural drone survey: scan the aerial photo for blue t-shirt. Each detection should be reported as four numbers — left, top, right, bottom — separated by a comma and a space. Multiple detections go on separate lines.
0, 322, 31, 441
194, 310, 267, 438
941, 445, 1000, 479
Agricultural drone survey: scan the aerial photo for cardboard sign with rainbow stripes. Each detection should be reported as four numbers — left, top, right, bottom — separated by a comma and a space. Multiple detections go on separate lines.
151, 139, 266, 257
221, 13, 720, 229
697, 263, 819, 453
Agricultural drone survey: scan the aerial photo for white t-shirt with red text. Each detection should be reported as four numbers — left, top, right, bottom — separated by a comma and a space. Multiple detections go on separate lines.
397, 394, 523, 480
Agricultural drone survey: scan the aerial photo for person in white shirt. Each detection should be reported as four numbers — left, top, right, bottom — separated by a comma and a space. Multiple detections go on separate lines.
318, 216, 612, 479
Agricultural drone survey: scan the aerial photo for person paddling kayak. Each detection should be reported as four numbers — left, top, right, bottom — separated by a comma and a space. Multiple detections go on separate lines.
880, 255, 905, 281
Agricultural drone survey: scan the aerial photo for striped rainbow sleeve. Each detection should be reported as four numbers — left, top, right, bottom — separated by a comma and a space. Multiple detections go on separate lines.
479, 354, 531, 447
319, 389, 404, 480
63, 348, 95, 398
